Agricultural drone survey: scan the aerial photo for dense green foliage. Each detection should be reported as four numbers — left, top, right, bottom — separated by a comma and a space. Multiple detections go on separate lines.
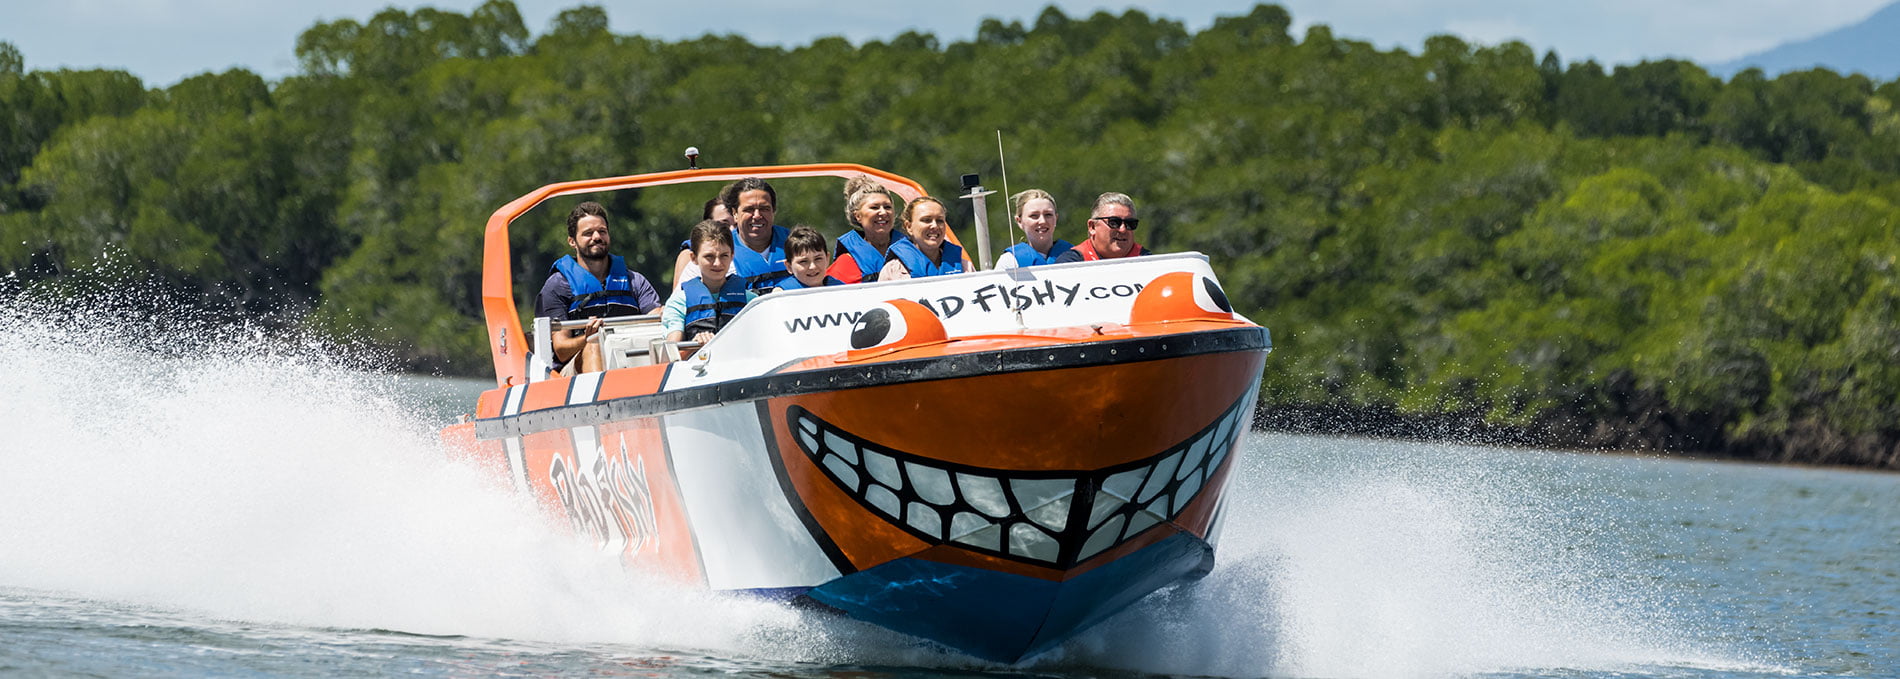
3, 3, 1899, 467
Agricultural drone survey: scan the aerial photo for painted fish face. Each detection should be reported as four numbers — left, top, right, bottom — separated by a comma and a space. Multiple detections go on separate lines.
763, 349, 1264, 578
785, 395, 1248, 569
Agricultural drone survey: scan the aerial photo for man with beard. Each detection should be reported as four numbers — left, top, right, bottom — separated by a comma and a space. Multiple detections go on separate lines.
536, 201, 662, 372
1055, 192, 1149, 263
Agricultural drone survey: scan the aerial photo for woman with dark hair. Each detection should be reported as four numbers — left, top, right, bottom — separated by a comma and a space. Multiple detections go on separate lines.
828, 175, 902, 284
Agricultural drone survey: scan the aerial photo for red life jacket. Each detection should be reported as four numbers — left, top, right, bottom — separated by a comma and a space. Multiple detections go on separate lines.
1073, 239, 1145, 261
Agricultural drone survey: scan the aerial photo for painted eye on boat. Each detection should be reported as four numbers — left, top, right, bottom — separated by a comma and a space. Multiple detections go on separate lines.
1129, 272, 1237, 325
1194, 275, 1233, 314
846, 299, 948, 358
850, 307, 900, 349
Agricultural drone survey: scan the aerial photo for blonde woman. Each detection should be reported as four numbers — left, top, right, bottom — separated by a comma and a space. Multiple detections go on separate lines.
828, 175, 901, 283
994, 189, 1072, 268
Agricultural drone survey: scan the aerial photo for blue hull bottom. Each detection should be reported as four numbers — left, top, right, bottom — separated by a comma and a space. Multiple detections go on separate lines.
799, 532, 1215, 662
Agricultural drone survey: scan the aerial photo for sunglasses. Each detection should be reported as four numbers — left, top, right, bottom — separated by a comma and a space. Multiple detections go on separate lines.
1090, 216, 1140, 231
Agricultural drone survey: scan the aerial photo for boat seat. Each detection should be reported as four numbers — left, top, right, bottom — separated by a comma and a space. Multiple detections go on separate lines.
596, 314, 669, 369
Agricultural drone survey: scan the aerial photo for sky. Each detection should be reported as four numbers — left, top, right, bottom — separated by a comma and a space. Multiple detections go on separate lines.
2, 0, 1893, 87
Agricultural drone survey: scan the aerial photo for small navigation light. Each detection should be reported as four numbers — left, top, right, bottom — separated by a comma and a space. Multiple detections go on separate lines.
684, 146, 700, 169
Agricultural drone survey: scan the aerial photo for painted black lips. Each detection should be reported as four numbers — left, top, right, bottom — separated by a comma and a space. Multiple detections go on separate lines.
786, 398, 1249, 568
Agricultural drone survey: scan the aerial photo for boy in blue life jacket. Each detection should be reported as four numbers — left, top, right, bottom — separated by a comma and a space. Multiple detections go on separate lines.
777, 225, 844, 291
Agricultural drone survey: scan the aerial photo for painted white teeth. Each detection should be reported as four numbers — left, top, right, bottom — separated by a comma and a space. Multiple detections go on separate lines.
863, 450, 902, 490
1124, 509, 1161, 538
1009, 524, 1058, 562
789, 402, 1244, 567
1174, 472, 1204, 515
949, 512, 991, 541
1214, 412, 1236, 451
1101, 468, 1146, 500
1139, 452, 1182, 503
1026, 495, 1072, 532
824, 430, 858, 464
1179, 434, 1211, 480
908, 462, 955, 505
823, 454, 860, 491
1080, 515, 1125, 560
1010, 479, 1074, 512
1088, 492, 1125, 528
866, 484, 901, 517
958, 473, 1010, 517
906, 502, 941, 537
955, 522, 1003, 551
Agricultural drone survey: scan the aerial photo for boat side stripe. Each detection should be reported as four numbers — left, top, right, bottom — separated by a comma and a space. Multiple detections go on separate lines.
501, 385, 527, 417
473, 326, 1267, 441
568, 371, 606, 405
503, 436, 528, 492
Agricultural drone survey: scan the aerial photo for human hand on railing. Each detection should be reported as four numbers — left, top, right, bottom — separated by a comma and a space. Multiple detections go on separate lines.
692, 331, 714, 344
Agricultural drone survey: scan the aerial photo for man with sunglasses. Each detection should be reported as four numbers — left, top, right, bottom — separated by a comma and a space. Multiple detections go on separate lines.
1056, 192, 1148, 263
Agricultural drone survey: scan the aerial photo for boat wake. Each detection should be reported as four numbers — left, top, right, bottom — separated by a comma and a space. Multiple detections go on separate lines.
1043, 435, 1780, 678
0, 286, 1770, 677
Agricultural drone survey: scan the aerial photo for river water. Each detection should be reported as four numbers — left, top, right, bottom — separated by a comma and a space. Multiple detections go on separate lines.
0, 306, 1894, 678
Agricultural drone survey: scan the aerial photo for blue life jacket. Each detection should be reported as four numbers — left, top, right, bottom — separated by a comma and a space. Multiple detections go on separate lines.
778, 275, 844, 291
731, 225, 792, 290
887, 238, 965, 278
553, 254, 645, 318
1006, 239, 1074, 268
835, 230, 906, 282
681, 274, 751, 337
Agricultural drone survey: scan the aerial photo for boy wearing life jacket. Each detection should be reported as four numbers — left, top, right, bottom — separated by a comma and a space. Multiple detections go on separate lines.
662, 220, 757, 344
778, 225, 844, 290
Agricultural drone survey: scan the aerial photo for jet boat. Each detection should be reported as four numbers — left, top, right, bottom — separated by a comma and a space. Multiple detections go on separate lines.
438, 163, 1272, 661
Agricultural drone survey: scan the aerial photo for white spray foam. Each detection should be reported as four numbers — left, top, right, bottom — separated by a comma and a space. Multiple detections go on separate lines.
1036, 435, 1761, 678
0, 293, 804, 659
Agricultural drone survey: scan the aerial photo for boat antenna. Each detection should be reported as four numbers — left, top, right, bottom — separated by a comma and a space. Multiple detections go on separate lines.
997, 130, 1018, 252
959, 173, 996, 271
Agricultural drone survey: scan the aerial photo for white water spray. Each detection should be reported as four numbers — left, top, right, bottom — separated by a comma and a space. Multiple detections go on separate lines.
1044, 436, 1770, 678
0, 286, 805, 658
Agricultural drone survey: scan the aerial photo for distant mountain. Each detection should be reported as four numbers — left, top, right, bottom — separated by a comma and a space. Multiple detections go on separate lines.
1710, 1, 1900, 80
